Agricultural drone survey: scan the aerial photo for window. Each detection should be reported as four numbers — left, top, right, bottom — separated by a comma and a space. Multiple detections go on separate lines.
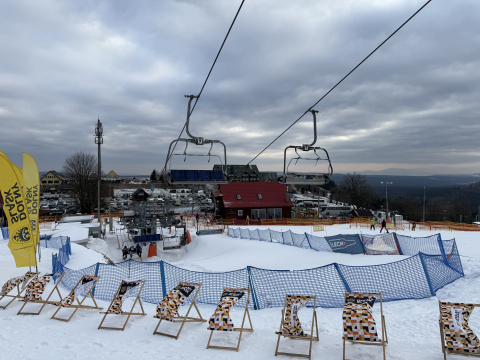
267, 208, 282, 219
238, 210, 243, 216
257, 193, 262, 200
54, 181, 59, 183
236, 194, 241, 200
242, 173, 249, 182
250, 174, 257, 182
48, 181, 53, 184
251, 209, 266, 220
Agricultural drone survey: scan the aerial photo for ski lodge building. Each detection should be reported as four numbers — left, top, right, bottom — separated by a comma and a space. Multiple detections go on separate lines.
213, 182, 294, 221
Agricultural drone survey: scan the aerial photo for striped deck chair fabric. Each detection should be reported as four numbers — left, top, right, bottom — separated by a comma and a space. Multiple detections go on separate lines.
1, 271, 37, 296
440, 302, 480, 354
21, 274, 57, 302
208, 288, 247, 331
107, 280, 143, 314
155, 282, 197, 321
343, 292, 378, 342
54, 275, 99, 307
277, 295, 310, 336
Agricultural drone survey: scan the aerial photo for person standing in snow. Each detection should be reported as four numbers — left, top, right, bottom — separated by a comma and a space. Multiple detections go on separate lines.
102, 228, 106, 239
412, 221, 416, 231
129, 245, 135, 259
380, 219, 389, 233
370, 218, 375, 230
122, 245, 128, 260
136, 244, 142, 258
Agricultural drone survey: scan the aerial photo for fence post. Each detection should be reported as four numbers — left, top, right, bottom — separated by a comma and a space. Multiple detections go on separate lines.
334, 263, 351, 292
419, 253, 436, 297
289, 230, 295, 246
304, 232, 313, 249
436, 234, 447, 263
92, 262, 100, 297
247, 266, 260, 310
268, 229, 272, 242
159, 261, 167, 298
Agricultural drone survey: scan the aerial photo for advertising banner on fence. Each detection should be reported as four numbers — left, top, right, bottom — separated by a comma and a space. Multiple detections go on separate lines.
0, 154, 37, 267
23, 153, 40, 247
324, 234, 365, 254
313, 225, 324, 232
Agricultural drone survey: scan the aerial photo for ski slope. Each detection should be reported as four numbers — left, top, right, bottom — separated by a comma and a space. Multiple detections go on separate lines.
1, 224, 480, 360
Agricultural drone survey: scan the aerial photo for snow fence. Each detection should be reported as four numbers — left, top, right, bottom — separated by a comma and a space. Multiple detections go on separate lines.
1, 226, 8, 240
51, 233, 463, 309
44, 236, 72, 270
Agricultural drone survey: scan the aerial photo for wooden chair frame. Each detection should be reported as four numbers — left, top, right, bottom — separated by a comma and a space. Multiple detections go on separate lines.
17, 273, 65, 316
275, 295, 319, 360
98, 280, 146, 331
206, 288, 254, 352
0, 272, 40, 310
439, 301, 480, 360
50, 275, 103, 322
153, 282, 206, 339
343, 292, 388, 360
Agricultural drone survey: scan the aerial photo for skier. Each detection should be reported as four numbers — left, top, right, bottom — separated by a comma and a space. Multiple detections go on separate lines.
380, 219, 389, 233
129, 245, 135, 259
412, 221, 416, 231
122, 245, 128, 260
370, 218, 375, 231
192, 215, 196, 226
136, 244, 142, 258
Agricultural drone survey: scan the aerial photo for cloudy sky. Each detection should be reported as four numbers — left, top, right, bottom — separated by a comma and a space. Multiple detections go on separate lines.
1, 0, 479, 175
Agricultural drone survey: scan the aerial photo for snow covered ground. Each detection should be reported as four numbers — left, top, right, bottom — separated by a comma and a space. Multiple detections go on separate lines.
1, 224, 480, 359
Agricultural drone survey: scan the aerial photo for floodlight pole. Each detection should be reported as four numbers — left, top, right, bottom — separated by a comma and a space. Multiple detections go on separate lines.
381, 182, 393, 222
95, 119, 103, 231
423, 186, 426, 222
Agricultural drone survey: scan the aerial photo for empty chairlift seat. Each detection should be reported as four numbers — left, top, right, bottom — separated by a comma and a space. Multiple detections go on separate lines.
186, 170, 199, 181
171, 170, 187, 182
199, 170, 211, 181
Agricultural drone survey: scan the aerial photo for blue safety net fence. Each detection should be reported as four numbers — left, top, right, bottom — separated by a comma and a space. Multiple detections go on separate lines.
48, 237, 72, 274
1, 226, 8, 240
49, 232, 464, 309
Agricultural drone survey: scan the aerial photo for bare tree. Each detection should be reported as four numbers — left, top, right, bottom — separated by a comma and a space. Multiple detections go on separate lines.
339, 172, 375, 208
62, 152, 100, 214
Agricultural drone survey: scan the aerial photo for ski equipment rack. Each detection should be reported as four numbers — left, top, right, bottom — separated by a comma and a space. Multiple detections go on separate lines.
281, 110, 333, 186
164, 95, 228, 184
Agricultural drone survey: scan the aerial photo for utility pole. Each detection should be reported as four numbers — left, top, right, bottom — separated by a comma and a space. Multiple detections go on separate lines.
423, 186, 426, 222
95, 119, 103, 231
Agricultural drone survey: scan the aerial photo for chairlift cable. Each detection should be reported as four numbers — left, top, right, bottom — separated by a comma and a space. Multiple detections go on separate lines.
247, 0, 432, 165
164, 0, 246, 170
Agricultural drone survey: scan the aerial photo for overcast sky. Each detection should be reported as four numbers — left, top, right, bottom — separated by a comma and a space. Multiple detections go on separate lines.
1, 0, 479, 176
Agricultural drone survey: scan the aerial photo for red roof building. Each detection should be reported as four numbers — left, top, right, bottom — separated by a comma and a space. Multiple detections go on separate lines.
214, 182, 293, 220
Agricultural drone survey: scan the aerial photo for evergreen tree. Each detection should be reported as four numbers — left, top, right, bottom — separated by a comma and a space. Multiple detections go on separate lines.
150, 169, 157, 181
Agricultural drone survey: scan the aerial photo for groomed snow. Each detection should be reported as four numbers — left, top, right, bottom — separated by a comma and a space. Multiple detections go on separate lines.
1, 224, 480, 360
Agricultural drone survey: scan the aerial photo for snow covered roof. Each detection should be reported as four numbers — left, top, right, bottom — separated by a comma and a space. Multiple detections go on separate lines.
219, 182, 293, 209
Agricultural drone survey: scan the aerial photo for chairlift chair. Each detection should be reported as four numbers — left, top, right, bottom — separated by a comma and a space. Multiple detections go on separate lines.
280, 110, 333, 186
164, 95, 229, 185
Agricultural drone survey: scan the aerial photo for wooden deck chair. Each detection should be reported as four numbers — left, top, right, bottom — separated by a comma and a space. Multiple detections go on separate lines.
342, 292, 388, 360
0, 271, 39, 309
275, 295, 319, 360
98, 279, 146, 331
17, 273, 65, 315
439, 301, 480, 359
206, 288, 254, 352
153, 282, 206, 339
50, 275, 103, 322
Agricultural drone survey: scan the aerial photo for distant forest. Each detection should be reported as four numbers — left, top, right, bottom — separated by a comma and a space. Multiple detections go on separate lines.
297, 173, 480, 223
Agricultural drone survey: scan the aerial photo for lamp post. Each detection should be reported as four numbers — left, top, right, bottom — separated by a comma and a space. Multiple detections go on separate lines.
95, 119, 103, 230
381, 182, 393, 222
423, 186, 426, 222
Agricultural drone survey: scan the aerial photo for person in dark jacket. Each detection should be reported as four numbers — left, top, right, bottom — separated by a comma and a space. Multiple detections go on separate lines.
136, 244, 142, 258
122, 245, 128, 260
380, 219, 389, 233
129, 245, 135, 259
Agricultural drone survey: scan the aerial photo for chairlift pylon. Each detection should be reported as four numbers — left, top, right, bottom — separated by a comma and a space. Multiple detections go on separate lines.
163, 95, 229, 184
280, 110, 333, 186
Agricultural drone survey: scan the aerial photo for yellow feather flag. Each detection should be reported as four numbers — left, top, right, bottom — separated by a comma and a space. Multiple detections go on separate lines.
23, 153, 40, 247
0, 154, 37, 267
